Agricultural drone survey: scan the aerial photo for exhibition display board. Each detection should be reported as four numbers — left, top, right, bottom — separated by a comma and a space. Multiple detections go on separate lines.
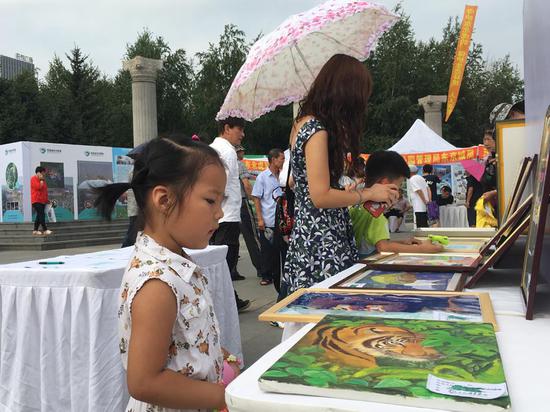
0, 141, 131, 222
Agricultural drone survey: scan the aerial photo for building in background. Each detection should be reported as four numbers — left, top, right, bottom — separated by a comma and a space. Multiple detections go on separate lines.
0, 54, 34, 80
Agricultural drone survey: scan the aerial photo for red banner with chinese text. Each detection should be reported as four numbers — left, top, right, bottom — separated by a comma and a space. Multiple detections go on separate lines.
445, 5, 477, 122
244, 145, 488, 174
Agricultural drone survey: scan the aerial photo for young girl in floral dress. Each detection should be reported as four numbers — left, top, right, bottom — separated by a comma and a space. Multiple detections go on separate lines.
95, 137, 238, 411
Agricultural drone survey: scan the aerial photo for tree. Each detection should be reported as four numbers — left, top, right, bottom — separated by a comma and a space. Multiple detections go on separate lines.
191, 24, 249, 141
362, 8, 524, 152
0, 70, 43, 143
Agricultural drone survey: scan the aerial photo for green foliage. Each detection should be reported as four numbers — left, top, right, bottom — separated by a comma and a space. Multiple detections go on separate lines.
261, 316, 510, 408
0, 12, 523, 153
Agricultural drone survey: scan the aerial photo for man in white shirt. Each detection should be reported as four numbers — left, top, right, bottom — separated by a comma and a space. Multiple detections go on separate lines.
210, 117, 250, 312
408, 165, 430, 228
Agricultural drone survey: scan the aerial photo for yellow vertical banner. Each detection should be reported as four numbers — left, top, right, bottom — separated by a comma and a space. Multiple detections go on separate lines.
445, 5, 478, 122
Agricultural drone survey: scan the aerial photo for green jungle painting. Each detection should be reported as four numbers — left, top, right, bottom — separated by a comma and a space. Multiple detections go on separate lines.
259, 316, 510, 411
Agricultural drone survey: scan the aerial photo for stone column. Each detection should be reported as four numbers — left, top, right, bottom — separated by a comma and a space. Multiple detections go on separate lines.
418, 95, 447, 137
123, 56, 163, 147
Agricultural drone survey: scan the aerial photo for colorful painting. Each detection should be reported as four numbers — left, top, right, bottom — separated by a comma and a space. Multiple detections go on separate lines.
332, 269, 464, 291
368, 253, 482, 272
259, 289, 496, 328
259, 316, 511, 411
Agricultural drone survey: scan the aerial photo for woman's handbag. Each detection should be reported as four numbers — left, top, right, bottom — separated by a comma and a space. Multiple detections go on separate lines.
275, 159, 295, 238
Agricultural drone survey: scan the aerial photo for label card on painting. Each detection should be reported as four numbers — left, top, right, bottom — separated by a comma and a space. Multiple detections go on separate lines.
427, 374, 508, 400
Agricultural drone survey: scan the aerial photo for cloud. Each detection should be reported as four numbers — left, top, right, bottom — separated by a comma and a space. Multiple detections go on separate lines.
0, 0, 523, 79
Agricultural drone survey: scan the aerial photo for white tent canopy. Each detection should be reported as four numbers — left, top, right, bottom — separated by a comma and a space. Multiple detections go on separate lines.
388, 119, 457, 153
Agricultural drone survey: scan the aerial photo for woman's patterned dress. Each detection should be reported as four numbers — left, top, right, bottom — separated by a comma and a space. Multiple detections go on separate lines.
282, 118, 358, 294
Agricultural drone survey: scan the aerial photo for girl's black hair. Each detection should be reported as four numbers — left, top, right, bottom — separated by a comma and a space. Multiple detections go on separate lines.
94, 137, 224, 223
298, 54, 373, 185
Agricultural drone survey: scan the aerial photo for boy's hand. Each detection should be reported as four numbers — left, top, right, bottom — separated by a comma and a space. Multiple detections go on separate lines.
418, 240, 444, 253
362, 183, 399, 205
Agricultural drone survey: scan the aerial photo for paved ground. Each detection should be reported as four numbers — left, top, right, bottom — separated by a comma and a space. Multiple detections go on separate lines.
0, 225, 417, 367
0, 239, 284, 367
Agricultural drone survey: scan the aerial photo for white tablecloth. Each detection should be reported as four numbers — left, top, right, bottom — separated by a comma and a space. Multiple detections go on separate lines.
438, 204, 469, 227
226, 264, 550, 412
0, 246, 242, 412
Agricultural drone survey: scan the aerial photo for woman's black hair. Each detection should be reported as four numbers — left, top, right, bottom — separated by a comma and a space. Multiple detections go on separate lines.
94, 137, 224, 222
298, 54, 373, 185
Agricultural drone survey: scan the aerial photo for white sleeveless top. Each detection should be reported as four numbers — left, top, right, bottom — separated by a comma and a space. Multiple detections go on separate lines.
119, 233, 223, 412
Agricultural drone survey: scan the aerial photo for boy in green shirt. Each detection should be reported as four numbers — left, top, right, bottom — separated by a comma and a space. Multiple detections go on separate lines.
350, 151, 443, 258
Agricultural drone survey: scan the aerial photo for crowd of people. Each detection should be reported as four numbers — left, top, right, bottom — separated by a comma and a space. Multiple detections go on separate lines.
51, 52, 524, 411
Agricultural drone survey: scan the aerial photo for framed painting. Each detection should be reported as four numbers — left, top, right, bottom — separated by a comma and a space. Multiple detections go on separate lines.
366, 253, 482, 272
465, 216, 530, 288
521, 106, 550, 320
259, 315, 510, 410
259, 316, 510, 411
414, 227, 496, 238
259, 288, 497, 329
331, 268, 465, 291
416, 237, 488, 254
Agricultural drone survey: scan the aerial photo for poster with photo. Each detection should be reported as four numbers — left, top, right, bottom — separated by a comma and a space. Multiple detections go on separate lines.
40, 162, 65, 189
46, 177, 75, 221
112, 148, 132, 219
2, 162, 24, 222
77, 161, 113, 220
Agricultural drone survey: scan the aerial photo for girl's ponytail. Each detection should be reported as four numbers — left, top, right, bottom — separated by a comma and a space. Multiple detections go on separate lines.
94, 182, 132, 221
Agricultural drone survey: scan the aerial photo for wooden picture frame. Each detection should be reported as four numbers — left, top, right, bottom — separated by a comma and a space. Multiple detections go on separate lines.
259, 288, 497, 329
479, 194, 533, 255
331, 267, 466, 291
502, 156, 534, 223
358, 252, 392, 264
521, 106, 550, 320
465, 215, 530, 288
365, 252, 482, 272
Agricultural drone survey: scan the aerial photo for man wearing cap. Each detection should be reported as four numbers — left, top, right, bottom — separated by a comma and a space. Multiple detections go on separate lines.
235, 144, 262, 279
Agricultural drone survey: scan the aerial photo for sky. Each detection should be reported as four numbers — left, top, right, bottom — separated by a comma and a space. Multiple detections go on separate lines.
1, 0, 524, 79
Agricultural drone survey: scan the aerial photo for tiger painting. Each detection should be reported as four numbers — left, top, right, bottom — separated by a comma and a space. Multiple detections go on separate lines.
303, 323, 442, 368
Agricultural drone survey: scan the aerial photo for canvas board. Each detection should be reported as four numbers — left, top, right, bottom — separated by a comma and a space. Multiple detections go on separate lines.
496, 120, 527, 222
366, 253, 482, 272
259, 288, 497, 329
521, 106, 550, 319
331, 268, 465, 291
259, 316, 510, 411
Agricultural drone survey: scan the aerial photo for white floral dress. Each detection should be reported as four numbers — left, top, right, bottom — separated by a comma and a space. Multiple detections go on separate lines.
119, 233, 223, 412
